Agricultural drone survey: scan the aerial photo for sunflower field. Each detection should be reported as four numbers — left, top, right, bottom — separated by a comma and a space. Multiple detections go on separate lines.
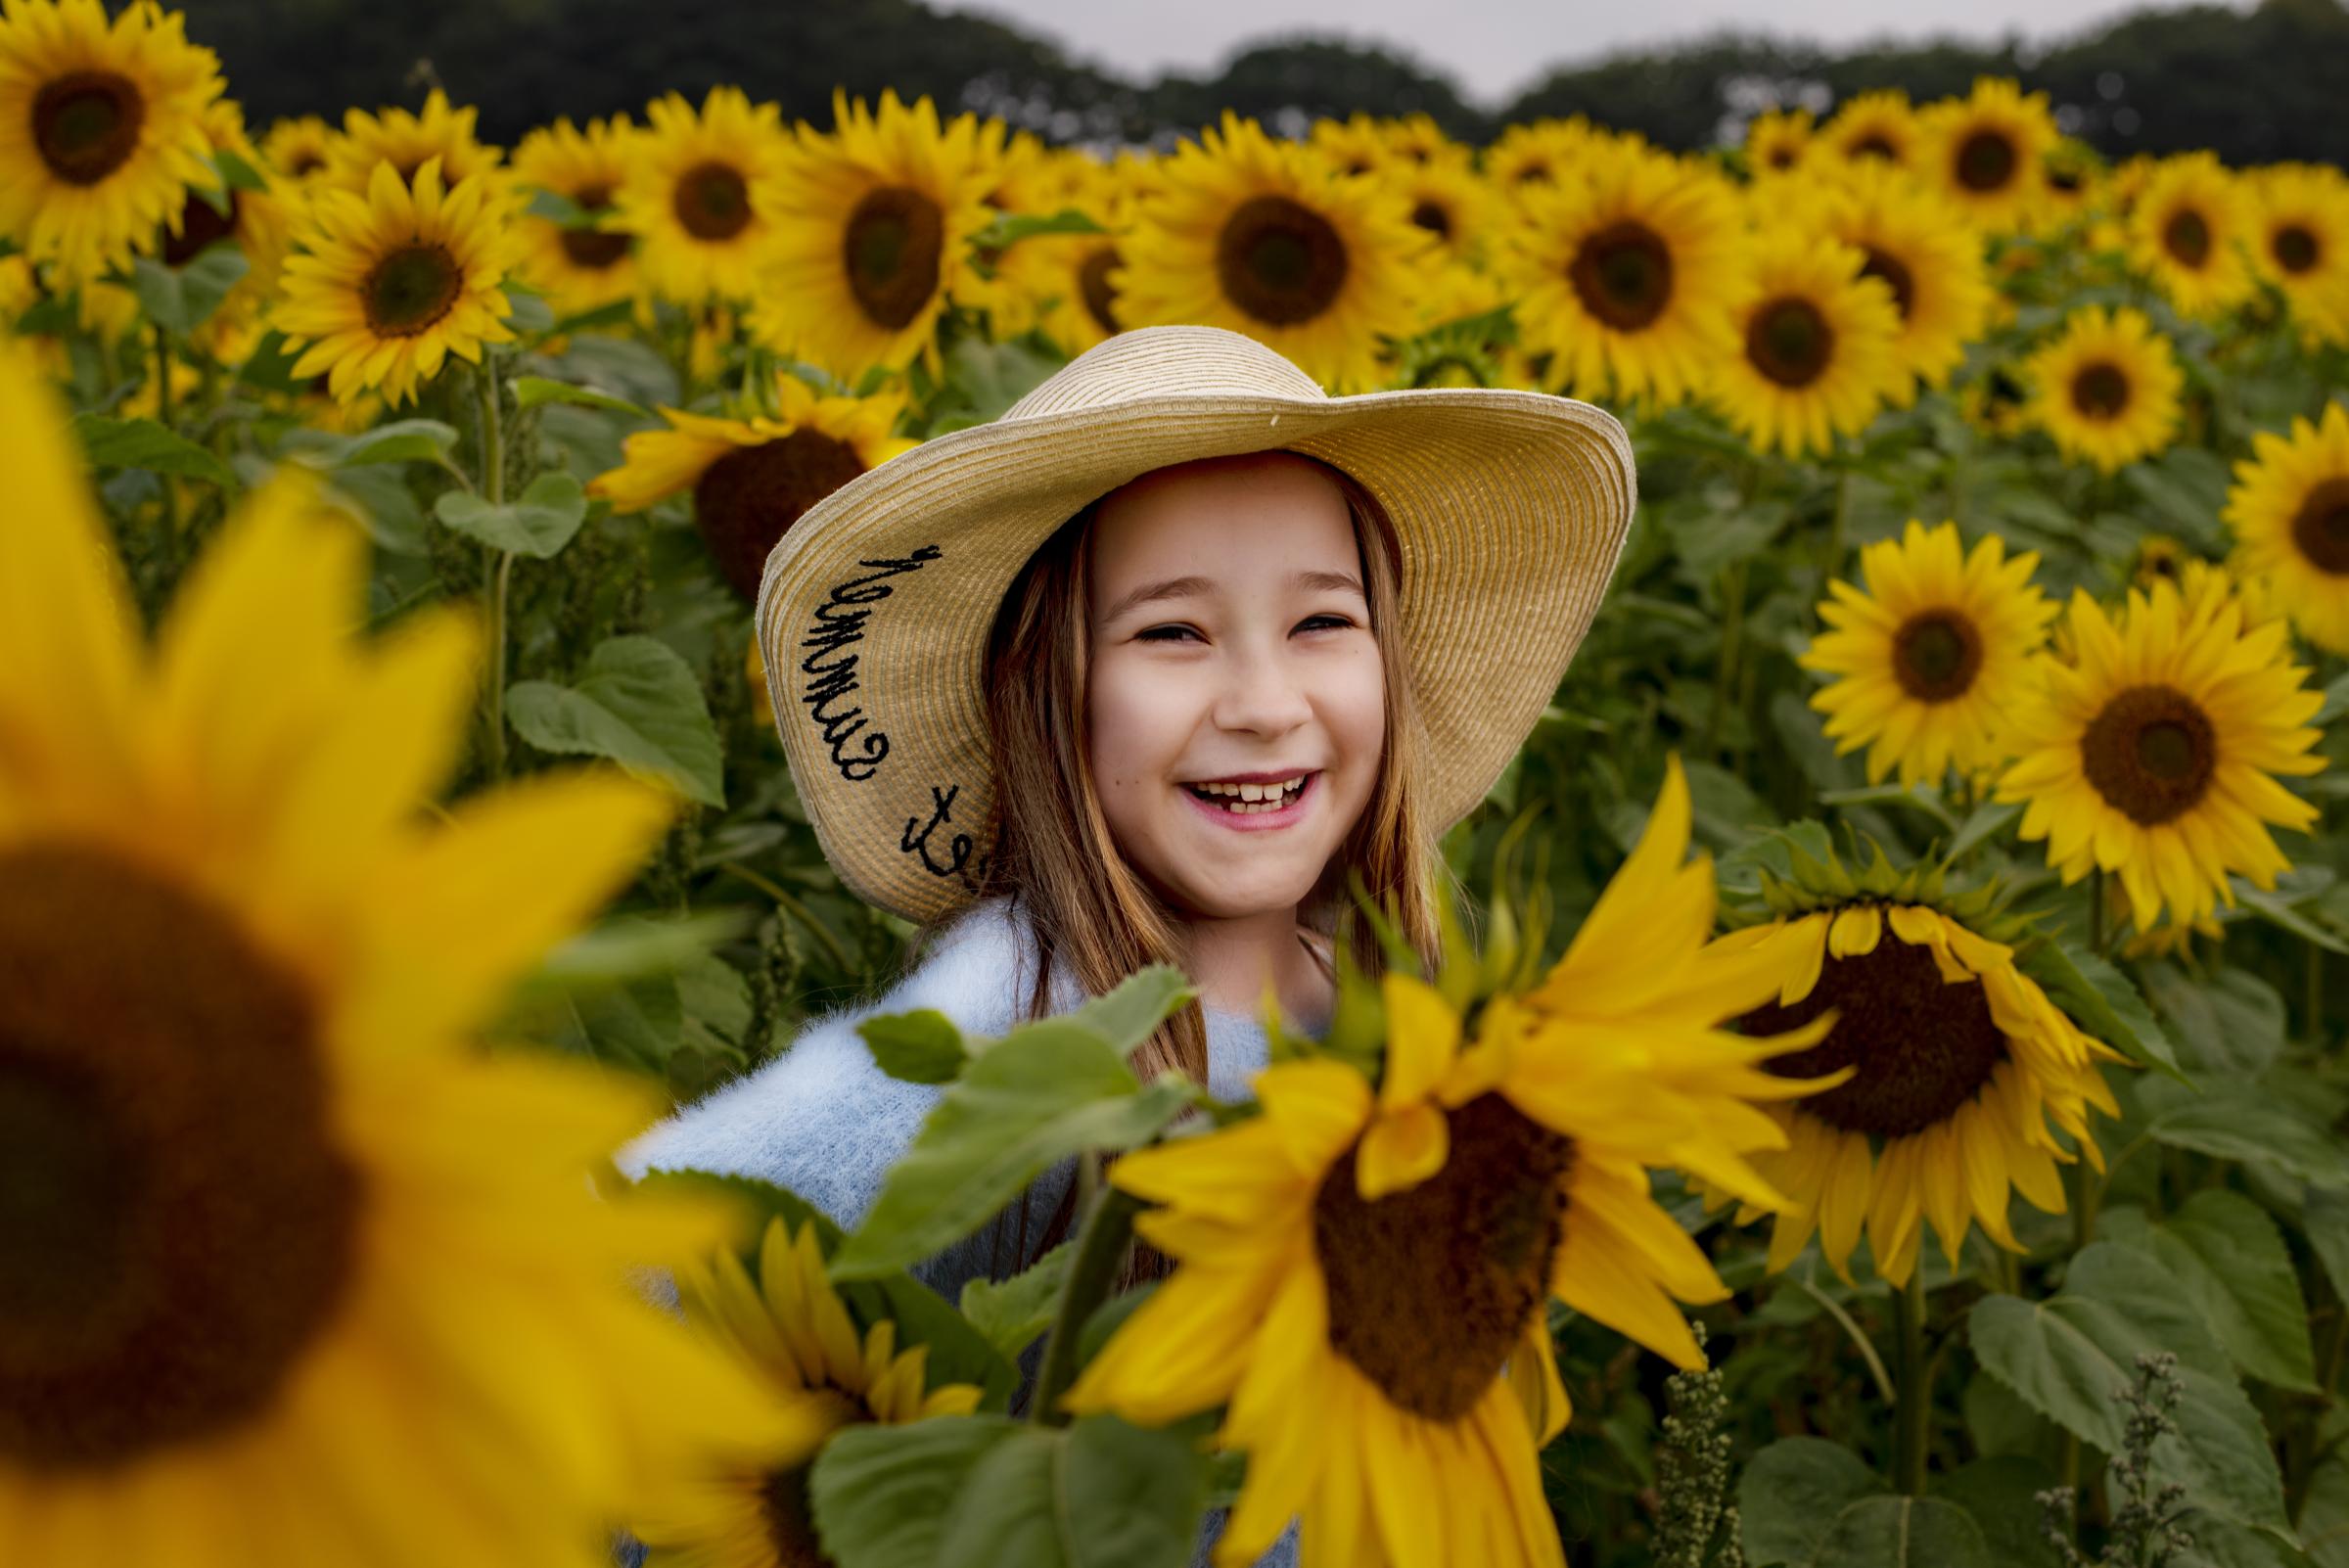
9, 0, 2349, 1563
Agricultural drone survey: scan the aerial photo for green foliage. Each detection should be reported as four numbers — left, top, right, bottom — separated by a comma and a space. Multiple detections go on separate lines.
505, 633, 727, 807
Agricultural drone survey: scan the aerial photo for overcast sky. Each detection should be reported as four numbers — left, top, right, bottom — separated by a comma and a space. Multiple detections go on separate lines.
935, 0, 2245, 108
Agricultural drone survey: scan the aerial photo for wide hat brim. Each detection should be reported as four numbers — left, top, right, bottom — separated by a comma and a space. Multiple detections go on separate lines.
755, 326, 1636, 926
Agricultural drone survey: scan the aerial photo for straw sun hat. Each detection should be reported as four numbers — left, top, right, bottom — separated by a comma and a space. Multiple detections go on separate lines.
754, 325, 1636, 925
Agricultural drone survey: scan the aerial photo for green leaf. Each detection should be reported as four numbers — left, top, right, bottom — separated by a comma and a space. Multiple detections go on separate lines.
2099, 1191, 2317, 1392
935, 1415, 1212, 1568
858, 1009, 970, 1084
1737, 1437, 1882, 1567
829, 1020, 1196, 1279
1931, 1456, 2064, 1568
2014, 939, 2186, 1081
284, 416, 461, 468
434, 470, 589, 558
2145, 963, 2288, 1077
927, 337, 1063, 434
2315, 670, 2349, 727
970, 208, 1107, 253
504, 288, 556, 333
1940, 801, 2022, 865
810, 1415, 1025, 1568
211, 146, 268, 193
509, 374, 651, 419
2147, 1088, 2349, 1188
2233, 877, 2349, 955
957, 1240, 1071, 1361
128, 248, 248, 333
1058, 964, 1196, 1060
72, 414, 237, 489
1812, 1496, 1992, 1568
2302, 1187, 2349, 1310
505, 633, 726, 807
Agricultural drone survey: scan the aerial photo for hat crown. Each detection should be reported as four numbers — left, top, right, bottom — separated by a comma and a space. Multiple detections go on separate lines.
1004, 326, 1327, 420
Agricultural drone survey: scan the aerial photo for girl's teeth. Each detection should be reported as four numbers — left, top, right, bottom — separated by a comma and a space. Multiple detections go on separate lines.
1192, 777, 1307, 813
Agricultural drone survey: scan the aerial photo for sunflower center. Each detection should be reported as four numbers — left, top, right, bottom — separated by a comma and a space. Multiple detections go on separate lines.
362, 243, 464, 338
842, 185, 945, 332
693, 428, 868, 601
32, 70, 145, 187
1569, 220, 1675, 332
2050, 165, 2085, 195
1860, 246, 1916, 322
1408, 199, 1451, 240
560, 181, 631, 270
1768, 145, 1800, 170
2081, 683, 2218, 825
1216, 195, 1349, 328
1746, 928, 2007, 1137
760, 1460, 831, 1566
1079, 245, 1123, 336
1892, 610, 1983, 702
161, 188, 241, 267
1746, 297, 1835, 388
289, 151, 325, 177
2274, 225, 2321, 274
1956, 130, 2017, 193
1312, 1092, 1573, 1421
2163, 208, 2211, 267
0, 845, 359, 1473
1852, 133, 1899, 161
674, 160, 752, 242
2289, 477, 2349, 576
2070, 361, 2132, 420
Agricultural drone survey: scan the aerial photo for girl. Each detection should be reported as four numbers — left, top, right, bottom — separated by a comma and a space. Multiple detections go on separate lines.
618, 325, 1635, 1567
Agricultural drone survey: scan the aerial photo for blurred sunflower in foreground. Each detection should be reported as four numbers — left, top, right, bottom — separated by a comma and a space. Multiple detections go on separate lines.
753, 88, 995, 382
1701, 850, 2131, 1288
1064, 759, 1843, 1568
0, 345, 785, 1567
0, 0, 223, 285
1802, 519, 2056, 790
1996, 571, 2326, 934
589, 373, 916, 601
1116, 111, 1436, 392
2224, 400, 2349, 655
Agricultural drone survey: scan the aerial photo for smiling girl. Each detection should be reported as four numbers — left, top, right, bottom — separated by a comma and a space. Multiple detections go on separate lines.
618, 325, 1635, 1567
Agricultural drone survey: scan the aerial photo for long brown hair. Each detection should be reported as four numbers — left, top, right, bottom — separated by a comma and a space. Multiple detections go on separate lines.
909, 453, 1450, 1281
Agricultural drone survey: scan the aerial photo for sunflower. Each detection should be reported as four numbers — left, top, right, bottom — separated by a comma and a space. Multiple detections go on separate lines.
1919, 79, 2055, 234
1498, 147, 1740, 406
144, 97, 296, 339
2223, 401, 2349, 655
259, 113, 333, 183
1062, 758, 1842, 1568
2022, 304, 2184, 474
1701, 865, 2130, 1289
1483, 116, 1605, 199
1743, 108, 1814, 177
1116, 112, 1435, 393
2247, 164, 2349, 348
1995, 573, 2326, 934
2126, 153, 2255, 320
589, 373, 915, 600
0, 343, 787, 1566
512, 114, 642, 319
1706, 227, 1904, 459
317, 87, 506, 204
1030, 172, 1132, 357
0, 0, 223, 286
1802, 520, 2056, 789
1379, 113, 1455, 166
1801, 161, 1992, 398
1310, 112, 1396, 178
1390, 143, 1500, 272
626, 1216, 984, 1568
614, 85, 791, 307
929, 116, 1076, 347
2039, 139, 2101, 231
272, 155, 521, 406
1812, 90, 1921, 170
747, 88, 994, 381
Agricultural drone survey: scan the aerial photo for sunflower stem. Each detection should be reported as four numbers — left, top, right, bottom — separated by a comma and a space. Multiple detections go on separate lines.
154, 320, 181, 539
1030, 1179, 1140, 1428
2088, 872, 2107, 955
1708, 557, 1750, 760
1892, 1269, 1931, 1496
1819, 461, 1852, 613
477, 359, 512, 778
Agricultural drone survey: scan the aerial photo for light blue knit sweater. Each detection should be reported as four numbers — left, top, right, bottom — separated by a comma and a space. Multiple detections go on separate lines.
613, 894, 1302, 1568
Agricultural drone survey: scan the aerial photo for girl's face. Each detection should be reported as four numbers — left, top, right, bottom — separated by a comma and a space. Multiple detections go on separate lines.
1085, 452, 1386, 921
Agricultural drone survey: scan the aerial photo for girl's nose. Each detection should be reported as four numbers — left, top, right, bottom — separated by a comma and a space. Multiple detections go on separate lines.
1212, 646, 1314, 736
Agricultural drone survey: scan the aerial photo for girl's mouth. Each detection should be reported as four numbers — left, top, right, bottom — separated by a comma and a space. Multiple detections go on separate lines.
1178, 770, 1319, 831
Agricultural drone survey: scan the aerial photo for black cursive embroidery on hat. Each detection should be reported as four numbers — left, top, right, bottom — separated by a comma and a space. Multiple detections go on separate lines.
798, 545, 943, 782
902, 782, 990, 890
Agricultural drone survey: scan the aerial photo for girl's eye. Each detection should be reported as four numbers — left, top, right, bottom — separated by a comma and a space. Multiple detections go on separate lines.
1136, 616, 1355, 643
1135, 624, 1201, 643
1298, 614, 1356, 632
